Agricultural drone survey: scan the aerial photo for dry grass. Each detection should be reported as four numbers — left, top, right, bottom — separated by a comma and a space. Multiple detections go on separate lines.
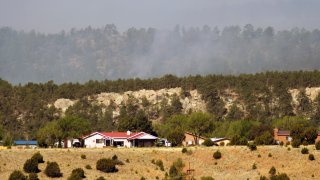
0, 146, 319, 179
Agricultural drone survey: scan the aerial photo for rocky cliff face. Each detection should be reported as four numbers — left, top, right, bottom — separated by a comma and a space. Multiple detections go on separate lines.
53, 87, 320, 119
53, 88, 206, 119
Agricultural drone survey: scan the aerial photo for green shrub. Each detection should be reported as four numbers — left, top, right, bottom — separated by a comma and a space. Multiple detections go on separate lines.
258, 154, 261, 158
260, 176, 267, 180
182, 147, 188, 153
72, 168, 85, 178
279, 141, 284, 146
302, 141, 308, 146
68, 168, 85, 180
269, 166, 276, 176
309, 154, 315, 161
96, 177, 106, 180
126, 159, 130, 163
202, 139, 215, 146
291, 139, 301, 148
23, 158, 40, 173
81, 154, 86, 159
96, 158, 118, 173
252, 163, 257, 170
45, 162, 62, 178
169, 165, 181, 179
155, 159, 164, 171
315, 141, 320, 150
28, 173, 39, 180
201, 176, 215, 180
301, 147, 309, 154
213, 150, 222, 159
268, 153, 272, 157
247, 143, 257, 151
112, 154, 118, 160
31, 152, 44, 163
239, 137, 248, 145
270, 173, 290, 180
9, 170, 27, 180
254, 131, 274, 145
85, 164, 92, 169
67, 173, 82, 180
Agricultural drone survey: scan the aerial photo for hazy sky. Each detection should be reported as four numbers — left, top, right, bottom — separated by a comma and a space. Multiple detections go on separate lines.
0, 0, 319, 33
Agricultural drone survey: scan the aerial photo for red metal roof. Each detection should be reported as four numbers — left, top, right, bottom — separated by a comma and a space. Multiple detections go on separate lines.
100, 132, 141, 138
277, 130, 290, 136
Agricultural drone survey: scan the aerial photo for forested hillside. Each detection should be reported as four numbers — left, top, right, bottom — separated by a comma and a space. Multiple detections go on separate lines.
1, 71, 320, 146
1, 25, 320, 84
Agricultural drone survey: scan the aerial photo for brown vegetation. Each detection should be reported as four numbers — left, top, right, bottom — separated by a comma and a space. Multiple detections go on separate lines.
0, 146, 320, 179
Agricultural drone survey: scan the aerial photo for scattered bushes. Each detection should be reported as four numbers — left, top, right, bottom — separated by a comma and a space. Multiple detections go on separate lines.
72, 168, 85, 178
45, 162, 62, 178
85, 164, 92, 169
315, 141, 320, 150
81, 154, 86, 159
169, 158, 185, 179
202, 139, 215, 146
201, 176, 215, 180
181, 147, 193, 155
23, 158, 40, 173
269, 166, 276, 176
302, 141, 308, 146
96, 158, 118, 173
31, 152, 44, 163
213, 150, 222, 159
247, 143, 257, 151
111, 154, 124, 165
270, 173, 290, 180
309, 154, 315, 161
291, 139, 301, 148
96, 177, 106, 180
252, 163, 257, 170
260, 175, 267, 180
112, 154, 118, 161
301, 147, 309, 154
155, 159, 164, 171
9, 170, 27, 180
28, 173, 39, 180
182, 147, 188, 153
68, 168, 86, 180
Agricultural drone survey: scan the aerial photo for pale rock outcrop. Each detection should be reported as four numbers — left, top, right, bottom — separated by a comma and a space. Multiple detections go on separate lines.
53, 98, 77, 112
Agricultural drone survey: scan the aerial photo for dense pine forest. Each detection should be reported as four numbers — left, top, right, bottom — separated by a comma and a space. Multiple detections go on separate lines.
1, 71, 320, 146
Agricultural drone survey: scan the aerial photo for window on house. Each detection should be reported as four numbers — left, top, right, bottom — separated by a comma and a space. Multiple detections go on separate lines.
96, 139, 104, 143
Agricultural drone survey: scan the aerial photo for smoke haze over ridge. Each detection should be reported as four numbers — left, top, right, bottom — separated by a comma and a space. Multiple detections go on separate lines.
0, 0, 320, 84
0, 0, 320, 33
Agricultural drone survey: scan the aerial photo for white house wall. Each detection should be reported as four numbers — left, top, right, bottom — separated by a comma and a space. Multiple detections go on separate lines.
84, 134, 105, 148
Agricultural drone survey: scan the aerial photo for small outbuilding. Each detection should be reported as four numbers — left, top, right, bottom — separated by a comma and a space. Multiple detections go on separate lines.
182, 132, 206, 146
13, 140, 37, 149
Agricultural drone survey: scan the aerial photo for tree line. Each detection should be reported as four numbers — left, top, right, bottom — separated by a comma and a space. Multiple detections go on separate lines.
1, 71, 320, 145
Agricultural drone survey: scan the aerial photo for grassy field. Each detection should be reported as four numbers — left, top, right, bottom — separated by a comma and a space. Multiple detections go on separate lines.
0, 146, 319, 180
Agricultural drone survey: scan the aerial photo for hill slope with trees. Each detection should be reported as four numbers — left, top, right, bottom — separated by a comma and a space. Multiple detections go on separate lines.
1, 71, 320, 146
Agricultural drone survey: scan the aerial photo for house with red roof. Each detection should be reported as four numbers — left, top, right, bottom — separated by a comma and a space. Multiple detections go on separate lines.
82, 131, 158, 148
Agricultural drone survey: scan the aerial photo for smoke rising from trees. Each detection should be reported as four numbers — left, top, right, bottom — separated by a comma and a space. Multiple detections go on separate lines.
0, 24, 320, 84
